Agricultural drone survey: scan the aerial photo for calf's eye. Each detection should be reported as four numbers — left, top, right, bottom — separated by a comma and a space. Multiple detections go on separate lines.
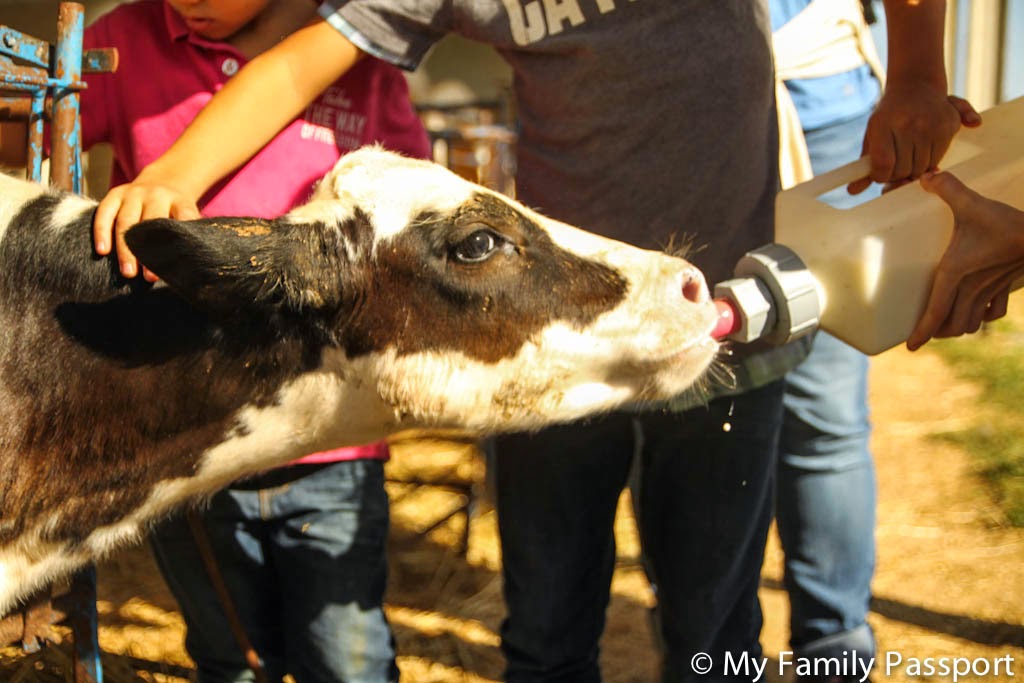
452, 229, 502, 263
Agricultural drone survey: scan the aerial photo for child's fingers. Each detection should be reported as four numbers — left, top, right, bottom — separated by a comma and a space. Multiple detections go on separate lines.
846, 176, 873, 195
947, 94, 982, 127
93, 185, 129, 255
139, 198, 198, 282
113, 222, 139, 278
170, 197, 201, 221
116, 193, 172, 277
96, 184, 199, 279
105, 194, 147, 277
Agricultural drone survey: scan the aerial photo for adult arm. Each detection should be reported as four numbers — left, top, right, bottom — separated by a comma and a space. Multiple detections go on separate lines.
907, 172, 1024, 350
849, 0, 981, 194
95, 19, 362, 279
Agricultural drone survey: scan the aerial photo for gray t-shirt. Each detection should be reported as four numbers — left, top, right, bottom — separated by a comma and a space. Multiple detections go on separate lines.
320, 0, 807, 393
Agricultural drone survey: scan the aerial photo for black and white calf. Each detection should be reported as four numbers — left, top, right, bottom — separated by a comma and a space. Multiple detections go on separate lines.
0, 147, 719, 614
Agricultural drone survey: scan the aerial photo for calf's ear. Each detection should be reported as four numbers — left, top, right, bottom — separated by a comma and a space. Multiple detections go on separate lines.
125, 217, 340, 317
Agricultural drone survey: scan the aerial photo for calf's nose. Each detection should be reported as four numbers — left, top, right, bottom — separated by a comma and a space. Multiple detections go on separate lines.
681, 266, 709, 304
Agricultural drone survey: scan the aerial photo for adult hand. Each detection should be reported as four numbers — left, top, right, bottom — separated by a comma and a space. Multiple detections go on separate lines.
93, 172, 200, 282
849, 91, 981, 195
906, 171, 1024, 350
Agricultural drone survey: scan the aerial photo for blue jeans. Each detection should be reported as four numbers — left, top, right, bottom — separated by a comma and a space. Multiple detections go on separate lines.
150, 460, 398, 683
777, 112, 880, 667
494, 381, 785, 682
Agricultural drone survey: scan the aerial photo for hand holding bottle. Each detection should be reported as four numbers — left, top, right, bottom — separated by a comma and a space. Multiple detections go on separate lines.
907, 171, 1024, 350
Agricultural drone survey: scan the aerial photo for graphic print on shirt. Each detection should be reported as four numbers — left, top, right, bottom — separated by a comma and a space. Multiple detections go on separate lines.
501, 0, 633, 46
301, 85, 368, 150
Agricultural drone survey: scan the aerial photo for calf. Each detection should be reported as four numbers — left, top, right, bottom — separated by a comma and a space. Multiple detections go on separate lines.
0, 147, 720, 614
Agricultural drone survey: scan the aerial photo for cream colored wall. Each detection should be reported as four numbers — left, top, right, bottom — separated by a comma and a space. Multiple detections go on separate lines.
407, 34, 512, 109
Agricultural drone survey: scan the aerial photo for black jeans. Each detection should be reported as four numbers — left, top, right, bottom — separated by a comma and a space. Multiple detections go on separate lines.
494, 381, 785, 683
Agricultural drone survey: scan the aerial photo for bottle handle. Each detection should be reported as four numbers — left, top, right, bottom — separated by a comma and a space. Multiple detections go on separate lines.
784, 156, 874, 200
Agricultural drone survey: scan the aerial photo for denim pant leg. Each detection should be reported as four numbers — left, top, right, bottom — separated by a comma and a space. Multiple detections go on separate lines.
777, 111, 879, 664
778, 332, 876, 661
494, 412, 637, 683
267, 460, 398, 683
150, 491, 287, 683
151, 461, 396, 683
636, 381, 784, 683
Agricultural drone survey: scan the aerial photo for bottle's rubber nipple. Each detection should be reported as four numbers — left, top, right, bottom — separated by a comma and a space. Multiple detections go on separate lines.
711, 299, 738, 339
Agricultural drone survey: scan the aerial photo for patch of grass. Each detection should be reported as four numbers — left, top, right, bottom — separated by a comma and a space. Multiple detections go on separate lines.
930, 316, 1024, 526
935, 426, 1024, 526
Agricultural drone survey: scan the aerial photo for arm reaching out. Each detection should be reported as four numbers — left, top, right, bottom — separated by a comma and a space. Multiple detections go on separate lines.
907, 172, 1024, 350
95, 19, 362, 279
849, 0, 981, 195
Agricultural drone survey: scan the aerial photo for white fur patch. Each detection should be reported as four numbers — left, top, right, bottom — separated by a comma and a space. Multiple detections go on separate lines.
48, 193, 96, 233
309, 147, 475, 247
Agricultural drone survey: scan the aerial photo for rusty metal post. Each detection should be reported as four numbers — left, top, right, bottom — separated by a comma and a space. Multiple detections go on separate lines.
54, 5, 102, 679
27, 89, 44, 181
68, 568, 102, 683
0, 4, 114, 680
50, 1, 83, 193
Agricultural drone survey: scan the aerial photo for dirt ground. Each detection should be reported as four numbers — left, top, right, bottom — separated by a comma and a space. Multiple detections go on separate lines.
2, 331, 1023, 682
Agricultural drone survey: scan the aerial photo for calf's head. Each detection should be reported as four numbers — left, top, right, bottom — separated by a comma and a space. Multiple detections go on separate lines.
129, 148, 721, 443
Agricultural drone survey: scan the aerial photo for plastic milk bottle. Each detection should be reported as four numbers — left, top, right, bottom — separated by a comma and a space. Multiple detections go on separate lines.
713, 95, 1024, 355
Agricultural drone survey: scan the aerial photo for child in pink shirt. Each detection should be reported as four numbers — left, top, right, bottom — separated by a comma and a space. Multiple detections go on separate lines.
78, 1, 429, 680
